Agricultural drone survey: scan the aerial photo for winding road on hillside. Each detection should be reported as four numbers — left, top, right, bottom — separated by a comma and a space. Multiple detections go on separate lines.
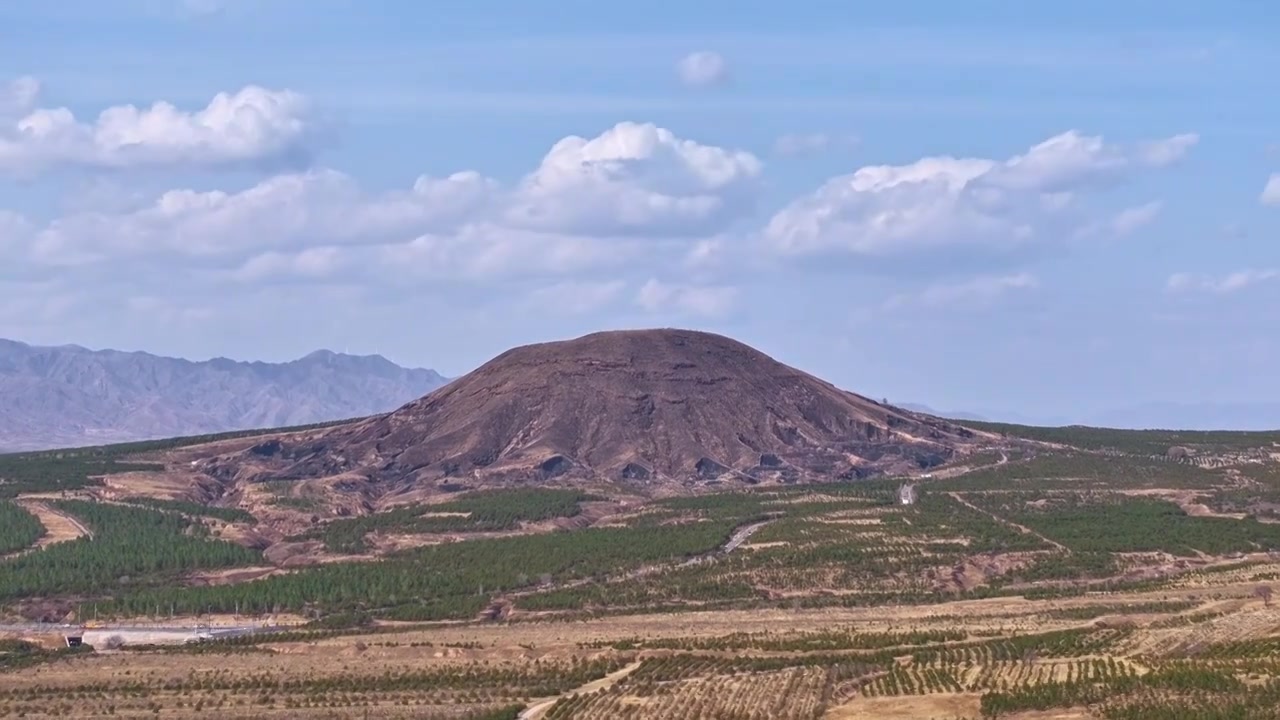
720, 518, 774, 554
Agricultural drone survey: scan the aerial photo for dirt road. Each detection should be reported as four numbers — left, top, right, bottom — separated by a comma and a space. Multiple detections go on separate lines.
722, 519, 773, 553
948, 492, 1069, 553
681, 518, 777, 567
518, 661, 642, 720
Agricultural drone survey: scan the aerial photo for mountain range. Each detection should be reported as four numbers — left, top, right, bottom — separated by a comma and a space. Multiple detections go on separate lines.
0, 339, 449, 452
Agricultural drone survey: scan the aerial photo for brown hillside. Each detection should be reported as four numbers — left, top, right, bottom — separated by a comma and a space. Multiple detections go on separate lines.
206, 329, 989, 492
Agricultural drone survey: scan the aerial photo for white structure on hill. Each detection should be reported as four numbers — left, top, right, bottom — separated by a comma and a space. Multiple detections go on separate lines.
898, 483, 918, 505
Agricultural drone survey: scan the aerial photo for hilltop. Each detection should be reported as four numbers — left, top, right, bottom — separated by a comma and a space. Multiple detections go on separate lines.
204, 328, 990, 494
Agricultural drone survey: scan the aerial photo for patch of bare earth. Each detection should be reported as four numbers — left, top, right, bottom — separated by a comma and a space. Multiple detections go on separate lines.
215, 522, 273, 549
825, 693, 982, 719
361, 532, 448, 554
95, 470, 196, 499
931, 551, 1043, 592
261, 540, 371, 567
739, 540, 790, 550
816, 516, 884, 525
15, 499, 92, 548
1120, 488, 1248, 520
185, 566, 286, 586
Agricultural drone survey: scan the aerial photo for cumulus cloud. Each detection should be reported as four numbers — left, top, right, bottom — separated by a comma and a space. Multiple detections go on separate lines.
0, 79, 317, 174
1167, 269, 1279, 294
28, 169, 487, 265
763, 130, 1195, 257
1136, 133, 1200, 167
677, 51, 729, 88
1109, 201, 1163, 236
1074, 201, 1163, 240
773, 132, 860, 157
636, 279, 737, 317
1262, 174, 1280, 206
505, 121, 761, 237
232, 246, 344, 283
884, 273, 1039, 310
682, 237, 728, 271
16, 121, 758, 277
380, 225, 630, 280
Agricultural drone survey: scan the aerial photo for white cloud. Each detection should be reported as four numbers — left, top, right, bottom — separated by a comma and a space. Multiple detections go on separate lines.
1261, 174, 1280, 206
380, 225, 629, 280
636, 279, 737, 317
504, 121, 761, 237
1167, 269, 1279, 294
1075, 200, 1163, 240
1137, 133, 1199, 167
0, 79, 317, 174
1109, 201, 1163, 236
30, 168, 498, 265
0, 280, 82, 325
763, 130, 1195, 257
525, 280, 627, 315
16, 121, 754, 277
683, 237, 727, 270
232, 247, 344, 282
884, 273, 1039, 310
0, 210, 33, 255
773, 133, 859, 157
677, 51, 729, 88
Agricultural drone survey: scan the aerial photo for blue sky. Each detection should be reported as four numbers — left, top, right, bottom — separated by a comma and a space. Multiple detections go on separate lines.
2, 0, 1279, 426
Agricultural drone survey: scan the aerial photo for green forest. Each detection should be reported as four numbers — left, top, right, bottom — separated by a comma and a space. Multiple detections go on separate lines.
96, 518, 739, 619
962, 421, 1280, 455
299, 488, 593, 552
0, 502, 44, 555
978, 494, 1280, 555
0, 501, 260, 603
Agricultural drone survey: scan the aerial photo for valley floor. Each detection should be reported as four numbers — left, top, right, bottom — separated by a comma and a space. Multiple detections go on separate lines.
3, 571, 1279, 719
5, 425, 1280, 717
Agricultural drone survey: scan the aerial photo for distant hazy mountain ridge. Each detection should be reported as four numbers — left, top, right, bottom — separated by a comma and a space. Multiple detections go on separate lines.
0, 339, 449, 452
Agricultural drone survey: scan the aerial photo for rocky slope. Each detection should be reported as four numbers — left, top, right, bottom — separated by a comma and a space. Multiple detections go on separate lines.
0, 339, 449, 451
207, 329, 990, 494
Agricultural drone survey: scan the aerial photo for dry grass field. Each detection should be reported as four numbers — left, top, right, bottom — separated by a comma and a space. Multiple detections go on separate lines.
2, 575, 1279, 719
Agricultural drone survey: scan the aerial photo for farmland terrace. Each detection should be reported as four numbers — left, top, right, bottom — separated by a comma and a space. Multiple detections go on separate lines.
1, 422, 1279, 718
